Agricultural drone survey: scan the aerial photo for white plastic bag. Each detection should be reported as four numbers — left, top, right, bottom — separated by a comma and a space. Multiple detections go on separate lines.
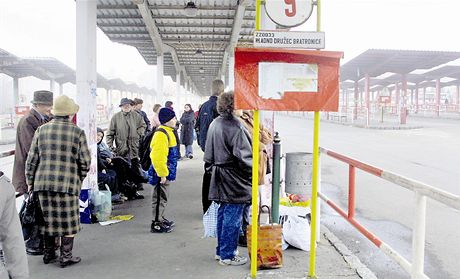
282, 215, 311, 251
203, 202, 219, 238
91, 185, 112, 222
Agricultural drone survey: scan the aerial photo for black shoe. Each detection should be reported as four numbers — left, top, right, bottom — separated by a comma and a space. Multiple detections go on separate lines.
150, 221, 173, 233
238, 235, 247, 247
188, 155, 193, 159
134, 192, 144, 199
26, 248, 44, 256
162, 218, 175, 227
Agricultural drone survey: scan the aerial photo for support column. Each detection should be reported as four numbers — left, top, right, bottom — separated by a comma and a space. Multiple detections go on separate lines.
395, 83, 400, 114
176, 72, 181, 111
435, 79, 441, 117
364, 74, 370, 125
59, 83, 64, 95
456, 85, 460, 112
157, 55, 164, 105
12, 77, 19, 126
49, 79, 56, 92
76, 0, 98, 190
400, 74, 408, 124
415, 85, 419, 114
228, 54, 235, 91
106, 88, 112, 118
423, 87, 426, 106
353, 81, 358, 120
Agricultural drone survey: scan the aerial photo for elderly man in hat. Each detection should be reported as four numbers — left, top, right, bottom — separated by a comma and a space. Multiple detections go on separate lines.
106, 98, 147, 195
26, 95, 91, 267
12, 90, 53, 256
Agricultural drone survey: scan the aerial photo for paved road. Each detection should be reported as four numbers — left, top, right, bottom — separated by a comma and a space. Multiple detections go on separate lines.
274, 113, 460, 279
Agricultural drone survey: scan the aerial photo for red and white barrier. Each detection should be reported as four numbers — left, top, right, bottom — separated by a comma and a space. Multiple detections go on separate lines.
319, 147, 459, 279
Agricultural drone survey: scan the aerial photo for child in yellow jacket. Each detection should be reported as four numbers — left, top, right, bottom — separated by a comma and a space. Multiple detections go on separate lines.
149, 108, 179, 233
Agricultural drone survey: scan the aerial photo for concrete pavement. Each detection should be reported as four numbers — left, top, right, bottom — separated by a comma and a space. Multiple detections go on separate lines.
25, 146, 365, 279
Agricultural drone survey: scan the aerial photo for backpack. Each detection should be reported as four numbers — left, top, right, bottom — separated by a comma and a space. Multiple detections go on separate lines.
139, 128, 169, 171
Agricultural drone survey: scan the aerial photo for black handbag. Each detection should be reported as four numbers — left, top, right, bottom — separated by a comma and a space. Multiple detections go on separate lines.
19, 192, 45, 226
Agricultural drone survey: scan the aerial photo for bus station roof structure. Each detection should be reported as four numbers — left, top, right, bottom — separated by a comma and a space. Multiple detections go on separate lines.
0, 47, 155, 94
340, 49, 460, 91
96, 0, 255, 95
340, 49, 460, 82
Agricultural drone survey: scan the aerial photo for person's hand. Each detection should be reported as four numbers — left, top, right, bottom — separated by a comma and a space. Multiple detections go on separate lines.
160, 176, 167, 184
106, 158, 112, 164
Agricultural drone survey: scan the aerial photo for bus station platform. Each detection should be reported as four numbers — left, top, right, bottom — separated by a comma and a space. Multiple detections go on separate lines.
22, 147, 371, 279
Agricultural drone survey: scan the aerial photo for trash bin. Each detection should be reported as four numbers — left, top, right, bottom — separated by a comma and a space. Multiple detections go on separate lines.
285, 152, 312, 195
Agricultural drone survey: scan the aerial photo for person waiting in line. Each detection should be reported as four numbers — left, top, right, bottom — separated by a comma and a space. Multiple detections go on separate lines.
179, 104, 195, 159
237, 110, 273, 247
25, 95, 91, 267
133, 98, 151, 134
12, 90, 54, 256
106, 98, 147, 193
196, 79, 224, 213
164, 100, 182, 159
0, 171, 29, 278
150, 104, 162, 130
97, 128, 123, 204
204, 92, 252, 266
149, 108, 179, 233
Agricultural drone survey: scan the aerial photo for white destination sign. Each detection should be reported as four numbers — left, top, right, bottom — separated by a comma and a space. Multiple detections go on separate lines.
254, 31, 325, 49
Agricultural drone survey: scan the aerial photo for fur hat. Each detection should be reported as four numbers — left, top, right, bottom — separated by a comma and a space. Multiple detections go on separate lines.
52, 95, 79, 116
119, 98, 134, 107
159, 107, 176, 124
31, 90, 53, 106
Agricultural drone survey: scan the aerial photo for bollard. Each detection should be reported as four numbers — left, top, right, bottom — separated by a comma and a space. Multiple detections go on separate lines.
271, 132, 281, 223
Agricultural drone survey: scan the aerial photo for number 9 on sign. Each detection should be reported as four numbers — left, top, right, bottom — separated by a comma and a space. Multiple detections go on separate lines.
265, 0, 314, 27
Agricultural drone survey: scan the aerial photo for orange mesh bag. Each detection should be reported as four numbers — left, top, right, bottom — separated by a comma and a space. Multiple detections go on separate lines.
247, 205, 283, 269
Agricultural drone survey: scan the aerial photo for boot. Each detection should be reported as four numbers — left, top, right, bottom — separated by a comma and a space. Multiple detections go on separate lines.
43, 236, 58, 264
59, 237, 81, 268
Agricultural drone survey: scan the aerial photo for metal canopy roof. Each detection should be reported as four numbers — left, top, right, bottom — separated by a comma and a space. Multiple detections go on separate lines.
0, 48, 154, 94
96, 0, 255, 95
423, 65, 460, 80
341, 49, 460, 82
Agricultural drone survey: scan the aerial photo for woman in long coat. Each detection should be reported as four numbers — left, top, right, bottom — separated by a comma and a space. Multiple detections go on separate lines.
25, 95, 91, 267
179, 104, 195, 159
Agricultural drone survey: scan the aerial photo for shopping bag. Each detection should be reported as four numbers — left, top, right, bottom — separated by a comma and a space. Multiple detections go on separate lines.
19, 191, 45, 226
91, 185, 112, 222
281, 215, 311, 251
247, 205, 283, 269
79, 189, 92, 224
203, 201, 219, 238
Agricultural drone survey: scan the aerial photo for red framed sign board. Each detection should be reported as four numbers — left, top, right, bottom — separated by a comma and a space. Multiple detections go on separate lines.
234, 47, 343, 111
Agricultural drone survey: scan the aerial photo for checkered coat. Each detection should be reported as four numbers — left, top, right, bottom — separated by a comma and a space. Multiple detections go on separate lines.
25, 117, 91, 196
25, 117, 91, 235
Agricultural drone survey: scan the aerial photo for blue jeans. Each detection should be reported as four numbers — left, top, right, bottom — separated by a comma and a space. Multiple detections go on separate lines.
185, 145, 193, 157
216, 203, 245, 260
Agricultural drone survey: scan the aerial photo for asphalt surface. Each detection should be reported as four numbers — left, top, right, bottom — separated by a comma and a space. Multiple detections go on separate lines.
274, 113, 460, 279
1, 142, 362, 279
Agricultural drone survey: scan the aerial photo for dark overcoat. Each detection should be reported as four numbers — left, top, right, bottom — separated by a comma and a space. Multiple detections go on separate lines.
195, 96, 218, 151
203, 114, 253, 204
12, 109, 48, 194
180, 110, 195, 146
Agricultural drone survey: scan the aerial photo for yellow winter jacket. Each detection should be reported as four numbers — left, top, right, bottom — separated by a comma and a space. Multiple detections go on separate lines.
150, 125, 177, 177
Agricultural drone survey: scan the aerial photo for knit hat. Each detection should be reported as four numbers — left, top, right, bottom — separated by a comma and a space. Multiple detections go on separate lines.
31, 90, 53, 106
159, 107, 176, 124
119, 98, 134, 107
52, 95, 79, 116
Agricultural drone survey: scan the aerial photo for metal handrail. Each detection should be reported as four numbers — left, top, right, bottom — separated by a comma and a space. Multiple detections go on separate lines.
319, 147, 460, 279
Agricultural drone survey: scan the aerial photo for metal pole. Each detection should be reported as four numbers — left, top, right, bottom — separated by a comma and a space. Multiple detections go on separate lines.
348, 166, 356, 219
412, 192, 427, 279
250, 1, 261, 277
310, 1, 322, 277
271, 132, 281, 223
